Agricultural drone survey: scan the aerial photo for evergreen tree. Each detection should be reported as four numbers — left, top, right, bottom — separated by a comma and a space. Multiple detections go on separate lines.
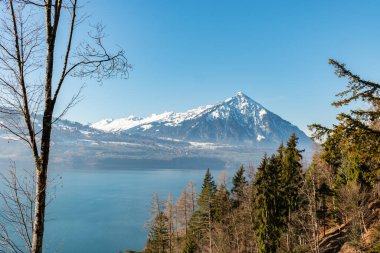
231, 165, 248, 208
282, 134, 303, 210
316, 182, 334, 236
183, 212, 202, 253
196, 169, 217, 252
182, 236, 197, 253
214, 180, 231, 222
282, 134, 304, 250
254, 154, 287, 253
146, 212, 170, 253
277, 143, 285, 161
310, 59, 380, 187
197, 169, 217, 216
145, 194, 170, 253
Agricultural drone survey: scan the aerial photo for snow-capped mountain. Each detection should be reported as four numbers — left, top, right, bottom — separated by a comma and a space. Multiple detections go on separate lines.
0, 92, 313, 170
91, 92, 311, 147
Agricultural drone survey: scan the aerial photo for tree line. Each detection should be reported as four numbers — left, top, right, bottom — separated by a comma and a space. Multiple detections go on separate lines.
140, 134, 304, 253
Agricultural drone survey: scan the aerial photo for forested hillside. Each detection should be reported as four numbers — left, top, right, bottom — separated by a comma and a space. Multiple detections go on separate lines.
125, 60, 380, 253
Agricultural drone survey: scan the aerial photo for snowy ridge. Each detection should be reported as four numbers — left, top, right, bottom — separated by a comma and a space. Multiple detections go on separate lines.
91, 92, 311, 146
91, 105, 214, 132
91, 92, 265, 133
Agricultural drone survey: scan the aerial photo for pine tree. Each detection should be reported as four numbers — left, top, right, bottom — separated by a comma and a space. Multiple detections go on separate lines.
198, 169, 217, 216
196, 169, 217, 252
309, 59, 380, 187
316, 182, 334, 236
231, 165, 248, 208
145, 194, 170, 253
254, 154, 287, 253
214, 179, 231, 222
282, 134, 304, 250
183, 210, 208, 253
182, 235, 197, 253
282, 134, 304, 211
146, 212, 170, 253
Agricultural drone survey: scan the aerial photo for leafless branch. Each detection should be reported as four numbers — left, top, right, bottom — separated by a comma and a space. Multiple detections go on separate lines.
0, 163, 35, 253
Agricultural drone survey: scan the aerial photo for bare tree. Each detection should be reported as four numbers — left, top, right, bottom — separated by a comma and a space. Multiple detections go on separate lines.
176, 187, 194, 239
164, 194, 176, 253
0, 164, 35, 253
0, 1, 131, 252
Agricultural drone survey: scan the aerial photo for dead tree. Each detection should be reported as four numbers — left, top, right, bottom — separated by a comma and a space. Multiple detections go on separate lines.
0, 1, 131, 252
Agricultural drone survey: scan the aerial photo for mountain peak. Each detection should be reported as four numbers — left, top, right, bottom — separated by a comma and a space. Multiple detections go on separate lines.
90, 92, 311, 147
224, 91, 250, 103
222, 91, 264, 113
236, 91, 247, 97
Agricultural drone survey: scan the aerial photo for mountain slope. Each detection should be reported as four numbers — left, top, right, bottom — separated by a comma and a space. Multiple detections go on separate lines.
91, 92, 311, 147
0, 92, 313, 170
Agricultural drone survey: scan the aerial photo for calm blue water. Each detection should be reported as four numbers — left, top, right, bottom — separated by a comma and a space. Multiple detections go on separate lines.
38, 168, 224, 253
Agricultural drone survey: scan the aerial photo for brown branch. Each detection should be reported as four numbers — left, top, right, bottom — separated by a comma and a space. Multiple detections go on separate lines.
0, 122, 32, 148
9, 0, 39, 159
0, 165, 35, 253
52, 0, 76, 106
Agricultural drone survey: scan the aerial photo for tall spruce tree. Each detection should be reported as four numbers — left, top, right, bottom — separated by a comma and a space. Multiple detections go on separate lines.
182, 235, 197, 253
282, 134, 303, 211
146, 212, 170, 253
254, 154, 287, 253
231, 165, 248, 208
282, 134, 304, 250
214, 180, 231, 222
316, 182, 334, 236
198, 169, 217, 216
183, 212, 202, 253
197, 169, 217, 252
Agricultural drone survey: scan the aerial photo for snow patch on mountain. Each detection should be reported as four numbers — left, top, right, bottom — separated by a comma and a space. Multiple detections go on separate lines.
141, 124, 153, 130
91, 105, 214, 132
91, 91, 311, 146
257, 134, 265, 141
259, 109, 267, 119
91, 92, 266, 133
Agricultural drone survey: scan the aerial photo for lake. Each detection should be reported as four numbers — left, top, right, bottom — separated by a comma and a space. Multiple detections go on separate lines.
38, 168, 227, 253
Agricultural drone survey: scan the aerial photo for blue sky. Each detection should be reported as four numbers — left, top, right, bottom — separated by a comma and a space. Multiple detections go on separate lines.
57, 0, 380, 133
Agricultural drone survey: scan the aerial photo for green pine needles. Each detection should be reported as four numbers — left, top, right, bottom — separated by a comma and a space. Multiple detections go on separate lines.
254, 134, 304, 253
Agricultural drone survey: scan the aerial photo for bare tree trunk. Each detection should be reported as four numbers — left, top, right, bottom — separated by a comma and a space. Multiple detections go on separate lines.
32, 110, 53, 253
209, 199, 212, 253
360, 211, 367, 234
31, 2, 56, 247
311, 171, 320, 253
231, 213, 241, 253
286, 207, 290, 251
31, 162, 46, 253
184, 191, 188, 238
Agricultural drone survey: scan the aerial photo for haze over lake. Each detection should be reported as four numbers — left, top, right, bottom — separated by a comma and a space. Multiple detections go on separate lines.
41, 168, 226, 252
